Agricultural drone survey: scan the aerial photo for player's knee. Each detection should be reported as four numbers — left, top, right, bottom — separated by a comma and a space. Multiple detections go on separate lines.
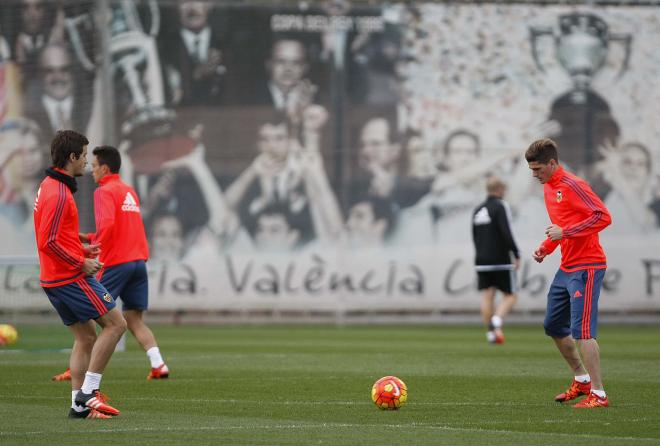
77, 331, 97, 348
105, 311, 128, 334
117, 315, 128, 334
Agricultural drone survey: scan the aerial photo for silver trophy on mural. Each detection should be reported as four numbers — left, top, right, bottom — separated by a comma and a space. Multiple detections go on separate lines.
65, 0, 165, 111
530, 13, 632, 103
64, 1, 184, 175
530, 13, 632, 187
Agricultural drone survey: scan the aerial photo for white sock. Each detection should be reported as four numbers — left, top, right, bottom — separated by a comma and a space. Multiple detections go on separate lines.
592, 389, 606, 398
575, 374, 591, 383
146, 346, 164, 368
71, 389, 85, 411
491, 315, 503, 329
81, 371, 102, 394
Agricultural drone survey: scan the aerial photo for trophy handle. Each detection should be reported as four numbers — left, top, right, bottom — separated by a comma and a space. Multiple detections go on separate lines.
609, 33, 632, 79
110, 31, 166, 109
529, 26, 555, 73
146, 0, 161, 37
65, 14, 96, 72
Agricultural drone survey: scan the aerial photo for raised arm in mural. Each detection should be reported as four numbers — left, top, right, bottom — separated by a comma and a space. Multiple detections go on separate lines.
159, 125, 239, 245
224, 112, 314, 241
294, 105, 344, 242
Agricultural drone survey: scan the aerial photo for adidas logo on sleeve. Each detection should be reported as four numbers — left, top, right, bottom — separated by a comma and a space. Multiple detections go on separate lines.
121, 192, 140, 213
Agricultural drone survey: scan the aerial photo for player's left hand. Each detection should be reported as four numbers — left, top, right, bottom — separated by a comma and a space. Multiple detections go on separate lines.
545, 224, 563, 241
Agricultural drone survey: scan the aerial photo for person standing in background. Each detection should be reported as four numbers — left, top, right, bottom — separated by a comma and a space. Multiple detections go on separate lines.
471, 176, 520, 344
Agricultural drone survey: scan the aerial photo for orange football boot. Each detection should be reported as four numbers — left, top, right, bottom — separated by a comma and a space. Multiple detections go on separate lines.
52, 368, 71, 381
555, 379, 591, 402
69, 408, 113, 419
573, 392, 609, 408
93, 390, 109, 403
147, 363, 170, 380
75, 390, 120, 416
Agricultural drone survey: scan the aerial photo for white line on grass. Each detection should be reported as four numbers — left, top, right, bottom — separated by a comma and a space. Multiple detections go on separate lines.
1, 423, 659, 442
0, 349, 71, 355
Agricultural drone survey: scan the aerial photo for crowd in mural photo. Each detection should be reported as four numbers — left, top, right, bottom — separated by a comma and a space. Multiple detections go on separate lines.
1, 0, 659, 309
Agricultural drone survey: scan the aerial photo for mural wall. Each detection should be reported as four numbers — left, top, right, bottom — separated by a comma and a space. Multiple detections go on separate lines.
1, 1, 659, 314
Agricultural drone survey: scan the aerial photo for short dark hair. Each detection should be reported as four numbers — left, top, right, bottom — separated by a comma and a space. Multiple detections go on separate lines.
525, 138, 559, 164
257, 202, 300, 234
50, 130, 88, 168
361, 116, 400, 145
92, 145, 121, 173
256, 111, 290, 142
261, 110, 289, 129
350, 194, 396, 235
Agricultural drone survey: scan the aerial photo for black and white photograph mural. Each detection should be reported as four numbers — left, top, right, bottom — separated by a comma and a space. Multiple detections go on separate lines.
1, 1, 659, 314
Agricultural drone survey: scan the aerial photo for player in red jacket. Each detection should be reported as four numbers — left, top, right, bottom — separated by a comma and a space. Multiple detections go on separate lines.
34, 130, 126, 418
526, 138, 612, 408
53, 146, 169, 382
89, 145, 169, 379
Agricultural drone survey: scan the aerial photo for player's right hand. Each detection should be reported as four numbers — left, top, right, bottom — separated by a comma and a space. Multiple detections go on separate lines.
82, 258, 103, 275
533, 248, 546, 263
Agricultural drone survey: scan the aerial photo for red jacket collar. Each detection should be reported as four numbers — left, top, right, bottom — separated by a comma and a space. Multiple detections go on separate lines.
548, 165, 565, 187
46, 167, 78, 193
99, 173, 121, 186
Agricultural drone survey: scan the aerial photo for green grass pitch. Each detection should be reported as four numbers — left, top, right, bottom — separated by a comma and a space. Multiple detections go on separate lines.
1, 325, 659, 445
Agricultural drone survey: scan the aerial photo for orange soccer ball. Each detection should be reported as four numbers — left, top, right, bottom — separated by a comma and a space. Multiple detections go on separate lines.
371, 376, 408, 410
0, 324, 18, 346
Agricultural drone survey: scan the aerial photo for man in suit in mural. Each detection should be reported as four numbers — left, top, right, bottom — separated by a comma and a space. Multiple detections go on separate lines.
25, 44, 90, 142
161, 0, 225, 106
12, 0, 59, 65
244, 37, 318, 113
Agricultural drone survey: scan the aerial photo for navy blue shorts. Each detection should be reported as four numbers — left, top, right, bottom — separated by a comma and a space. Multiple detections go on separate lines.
43, 276, 115, 326
97, 260, 149, 311
544, 268, 605, 340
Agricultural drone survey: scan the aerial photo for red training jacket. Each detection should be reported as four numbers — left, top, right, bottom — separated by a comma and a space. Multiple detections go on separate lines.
34, 169, 86, 287
87, 174, 149, 268
539, 165, 612, 272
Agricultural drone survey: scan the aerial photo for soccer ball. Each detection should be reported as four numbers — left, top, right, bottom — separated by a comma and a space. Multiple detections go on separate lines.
0, 324, 18, 346
371, 376, 407, 410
